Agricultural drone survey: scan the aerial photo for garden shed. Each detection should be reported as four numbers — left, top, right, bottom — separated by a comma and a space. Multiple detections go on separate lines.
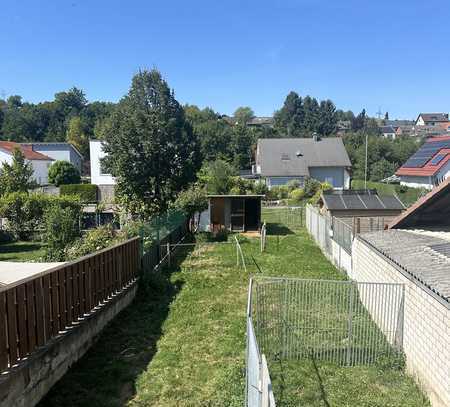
199, 195, 264, 232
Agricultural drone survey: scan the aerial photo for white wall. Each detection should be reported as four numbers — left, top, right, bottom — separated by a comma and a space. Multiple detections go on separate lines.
352, 237, 450, 407
0, 149, 52, 185
89, 140, 115, 185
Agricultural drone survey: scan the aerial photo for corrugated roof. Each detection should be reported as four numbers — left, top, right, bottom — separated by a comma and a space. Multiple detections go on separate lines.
0, 141, 53, 161
257, 137, 351, 177
360, 229, 450, 303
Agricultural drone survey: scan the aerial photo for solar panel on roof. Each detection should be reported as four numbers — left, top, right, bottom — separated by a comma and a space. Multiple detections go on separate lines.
359, 195, 385, 210
402, 139, 450, 168
429, 153, 447, 165
342, 195, 366, 209
323, 195, 346, 210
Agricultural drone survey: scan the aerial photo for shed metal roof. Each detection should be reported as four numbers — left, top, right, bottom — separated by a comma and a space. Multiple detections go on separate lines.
256, 137, 351, 177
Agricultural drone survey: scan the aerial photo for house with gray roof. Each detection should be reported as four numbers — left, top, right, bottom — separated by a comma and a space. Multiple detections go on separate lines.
253, 137, 352, 189
415, 113, 449, 127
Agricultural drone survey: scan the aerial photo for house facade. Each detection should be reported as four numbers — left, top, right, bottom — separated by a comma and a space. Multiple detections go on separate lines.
253, 137, 351, 189
396, 136, 450, 189
0, 141, 54, 185
22, 142, 83, 173
380, 125, 396, 139
89, 140, 116, 202
415, 113, 449, 127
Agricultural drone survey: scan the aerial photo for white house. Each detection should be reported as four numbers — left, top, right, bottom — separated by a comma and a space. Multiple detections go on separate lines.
415, 113, 448, 127
380, 125, 396, 140
396, 136, 450, 189
89, 140, 116, 202
253, 137, 352, 189
22, 142, 83, 173
0, 141, 54, 185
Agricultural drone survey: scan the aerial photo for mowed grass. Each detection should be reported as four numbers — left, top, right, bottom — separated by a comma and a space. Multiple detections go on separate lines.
39, 215, 428, 406
0, 241, 45, 262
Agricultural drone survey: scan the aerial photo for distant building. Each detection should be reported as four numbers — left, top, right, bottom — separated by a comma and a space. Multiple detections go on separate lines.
22, 142, 83, 173
253, 137, 352, 189
246, 117, 274, 127
395, 125, 414, 137
396, 136, 450, 189
415, 113, 449, 127
380, 125, 397, 139
336, 120, 352, 136
89, 140, 115, 202
0, 141, 54, 185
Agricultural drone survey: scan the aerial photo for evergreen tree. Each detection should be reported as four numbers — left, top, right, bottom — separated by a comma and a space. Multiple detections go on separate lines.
66, 116, 88, 157
274, 91, 304, 136
102, 69, 201, 218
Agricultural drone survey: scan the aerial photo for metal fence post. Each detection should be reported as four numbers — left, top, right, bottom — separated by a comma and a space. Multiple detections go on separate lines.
347, 282, 355, 366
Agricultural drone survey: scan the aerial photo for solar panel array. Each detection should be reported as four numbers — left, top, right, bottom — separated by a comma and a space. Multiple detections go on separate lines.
430, 153, 446, 166
403, 139, 450, 168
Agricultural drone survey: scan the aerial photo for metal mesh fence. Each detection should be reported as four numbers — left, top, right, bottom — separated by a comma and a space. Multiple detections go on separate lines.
252, 277, 405, 366
262, 207, 304, 231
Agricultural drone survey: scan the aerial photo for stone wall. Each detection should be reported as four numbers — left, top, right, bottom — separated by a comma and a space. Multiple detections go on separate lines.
0, 283, 137, 407
352, 237, 450, 407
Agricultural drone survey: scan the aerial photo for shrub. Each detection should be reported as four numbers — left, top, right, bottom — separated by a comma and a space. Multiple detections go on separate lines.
173, 184, 207, 217
43, 205, 81, 261
286, 179, 302, 191
0, 192, 81, 240
60, 184, 97, 202
309, 182, 333, 205
48, 160, 81, 186
66, 225, 117, 260
304, 177, 322, 198
288, 188, 305, 203
252, 181, 268, 195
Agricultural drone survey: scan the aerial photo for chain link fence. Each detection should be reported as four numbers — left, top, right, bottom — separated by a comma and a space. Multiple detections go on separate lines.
261, 207, 304, 232
251, 277, 405, 367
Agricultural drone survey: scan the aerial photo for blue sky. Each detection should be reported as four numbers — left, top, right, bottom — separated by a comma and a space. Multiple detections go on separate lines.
1, 0, 450, 119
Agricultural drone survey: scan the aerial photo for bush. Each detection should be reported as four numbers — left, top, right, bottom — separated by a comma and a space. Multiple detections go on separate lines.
48, 160, 81, 186
309, 182, 333, 205
0, 192, 81, 240
0, 230, 13, 243
43, 205, 81, 261
60, 184, 97, 202
288, 188, 305, 203
252, 181, 268, 195
304, 177, 322, 198
66, 225, 117, 260
286, 179, 302, 191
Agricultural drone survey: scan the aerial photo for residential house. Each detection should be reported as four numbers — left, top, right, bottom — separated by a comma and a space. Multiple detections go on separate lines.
336, 120, 351, 136
89, 140, 115, 202
0, 141, 54, 185
380, 125, 396, 139
396, 136, 450, 189
198, 194, 263, 232
415, 113, 449, 127
253, 137, 352, 189
395, 125, 414, 137
246, 117, 274, 127
21, 142, 83, 173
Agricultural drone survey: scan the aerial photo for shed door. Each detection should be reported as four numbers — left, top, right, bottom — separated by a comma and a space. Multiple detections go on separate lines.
231, 198, 245, 231
210, 198, 225, 231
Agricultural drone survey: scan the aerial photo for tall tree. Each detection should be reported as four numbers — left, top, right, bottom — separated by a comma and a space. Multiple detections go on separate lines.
0, 149, 36, 195
102, 69, 201, 218
66, 116, 88, 157
274, 91, 304, 136
318, 100, 337, 136
233, 106, 254, 125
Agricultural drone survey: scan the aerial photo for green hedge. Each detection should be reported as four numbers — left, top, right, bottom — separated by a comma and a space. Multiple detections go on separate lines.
60, 184, 98, 202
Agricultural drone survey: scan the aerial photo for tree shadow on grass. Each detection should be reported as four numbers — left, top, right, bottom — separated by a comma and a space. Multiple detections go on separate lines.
38, 240, 196, 407
0, 242, 42, 254
266, 222, 295, 236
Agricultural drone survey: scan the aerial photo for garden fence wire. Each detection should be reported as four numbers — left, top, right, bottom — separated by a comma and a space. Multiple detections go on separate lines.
251, 277, 405, 366
261, 207, 304, 231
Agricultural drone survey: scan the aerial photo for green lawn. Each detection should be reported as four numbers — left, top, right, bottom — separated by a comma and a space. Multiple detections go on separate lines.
0, 241, 46, 262
39, 222, 428, 407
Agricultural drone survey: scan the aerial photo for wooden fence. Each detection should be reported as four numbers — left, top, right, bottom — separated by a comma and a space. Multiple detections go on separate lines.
0, 237, 140, 373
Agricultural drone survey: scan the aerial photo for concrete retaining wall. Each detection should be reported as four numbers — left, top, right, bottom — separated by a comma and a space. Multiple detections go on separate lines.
0, 283, 138, 407
352, 237, 450, 407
